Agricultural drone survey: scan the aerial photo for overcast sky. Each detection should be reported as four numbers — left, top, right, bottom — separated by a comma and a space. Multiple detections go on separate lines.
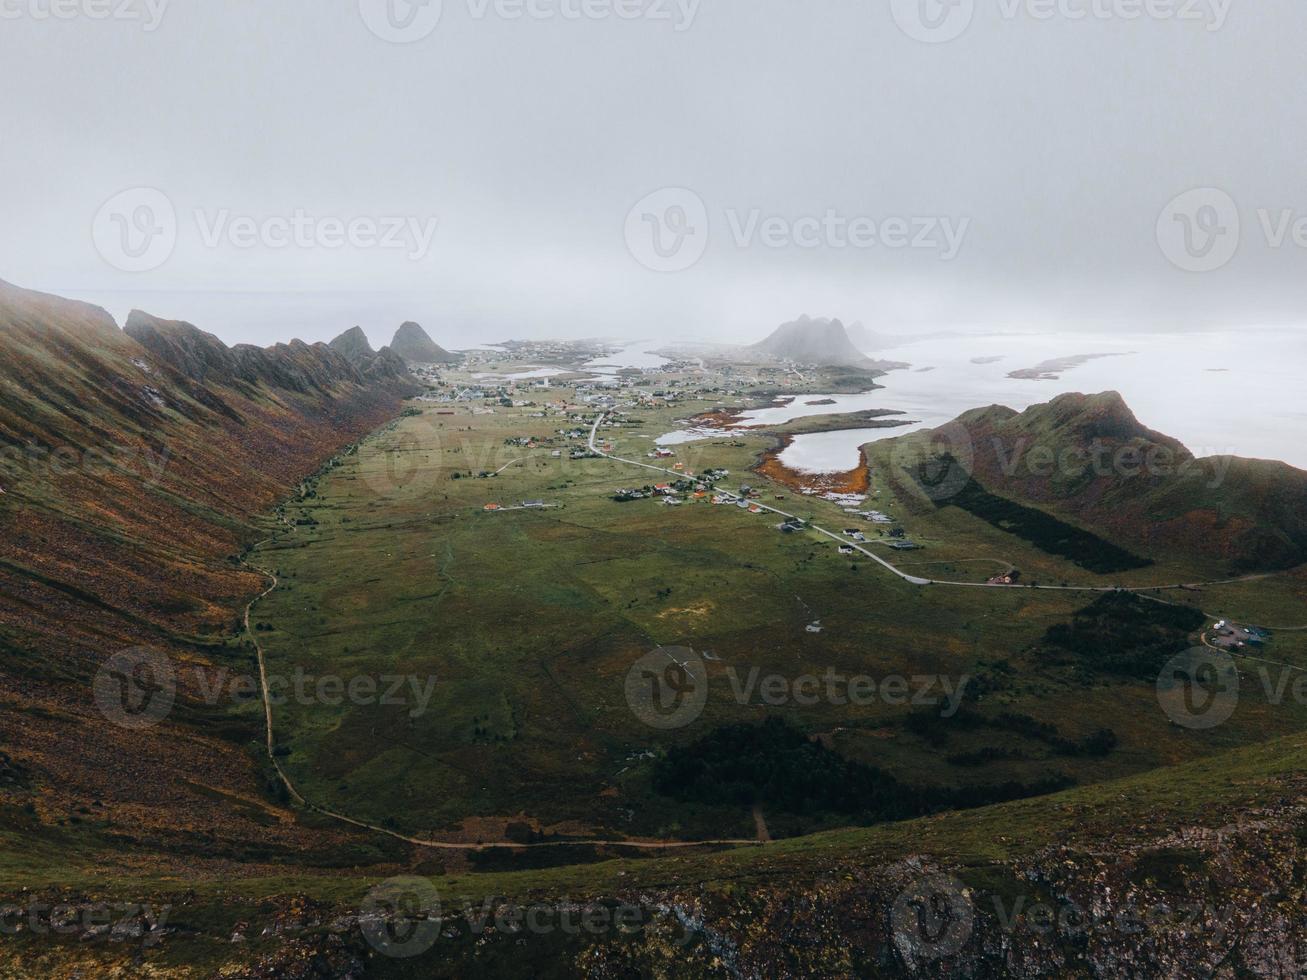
3, 0, 1305, 349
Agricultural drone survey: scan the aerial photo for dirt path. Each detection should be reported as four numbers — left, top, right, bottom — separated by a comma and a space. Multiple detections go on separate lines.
752, 805, 772, 843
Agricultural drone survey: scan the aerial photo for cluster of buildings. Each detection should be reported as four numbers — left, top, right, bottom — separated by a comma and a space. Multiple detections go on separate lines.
1209, 621, 1270, 649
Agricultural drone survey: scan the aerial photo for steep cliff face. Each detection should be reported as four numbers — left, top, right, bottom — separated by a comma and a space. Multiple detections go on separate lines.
0, 279, 416, 863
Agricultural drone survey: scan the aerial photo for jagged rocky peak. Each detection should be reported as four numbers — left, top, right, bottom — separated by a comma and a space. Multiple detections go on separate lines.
328, 326, 412, 383
390, 321, 458, 364
124, 310, 239, 383
329, 326, 376, 362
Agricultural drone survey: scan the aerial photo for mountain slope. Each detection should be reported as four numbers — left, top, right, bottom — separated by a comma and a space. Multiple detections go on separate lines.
0, 278, 416, 864
390, 320, 458, 364
905, 391, 1307, 571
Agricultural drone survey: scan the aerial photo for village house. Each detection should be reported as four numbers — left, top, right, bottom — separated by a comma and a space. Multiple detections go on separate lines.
987, 570, 1022, 586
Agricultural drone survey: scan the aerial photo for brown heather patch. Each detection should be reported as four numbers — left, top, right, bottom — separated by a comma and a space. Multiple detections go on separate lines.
754, 435, 871, 496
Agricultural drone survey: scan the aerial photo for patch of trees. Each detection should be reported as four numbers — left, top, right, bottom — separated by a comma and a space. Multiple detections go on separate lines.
1040, 592, 1205, 678
653, 718, 1074, 825
906, 707, 1118, 760
926, 464, 1153, 574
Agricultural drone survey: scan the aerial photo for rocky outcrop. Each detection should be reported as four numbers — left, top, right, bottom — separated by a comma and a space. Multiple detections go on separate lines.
328, 325, 375, 362
329, 326, 413, 383
391, 321, 458, 364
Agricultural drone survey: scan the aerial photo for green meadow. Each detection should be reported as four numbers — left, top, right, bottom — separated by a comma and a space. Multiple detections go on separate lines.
245, 388, 1307, 843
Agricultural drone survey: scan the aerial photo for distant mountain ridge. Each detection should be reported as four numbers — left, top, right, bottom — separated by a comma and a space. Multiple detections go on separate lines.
391, 321, 458, 364
748, 315, 870, 367
746, 315, 907, 370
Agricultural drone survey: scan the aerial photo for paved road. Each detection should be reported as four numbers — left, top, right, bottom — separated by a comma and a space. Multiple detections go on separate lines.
587, 414, 1276, 598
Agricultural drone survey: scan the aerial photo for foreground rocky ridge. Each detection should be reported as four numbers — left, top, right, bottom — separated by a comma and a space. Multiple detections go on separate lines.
5, 762, 1305, 977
